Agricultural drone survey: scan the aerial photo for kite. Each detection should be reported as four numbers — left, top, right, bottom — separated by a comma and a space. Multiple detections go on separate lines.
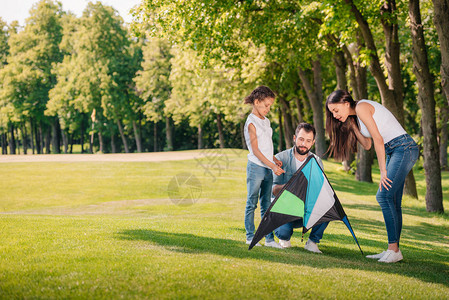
248, 155, 363, 254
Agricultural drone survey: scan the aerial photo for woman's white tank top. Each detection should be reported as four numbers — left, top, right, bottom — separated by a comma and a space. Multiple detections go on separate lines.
357, 100, 406, 144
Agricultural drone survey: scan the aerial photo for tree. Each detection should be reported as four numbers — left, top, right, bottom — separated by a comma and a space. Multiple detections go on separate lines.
48, 2, 133, 153
432, 0, 449, 106
409, 0, 445, 211
409, 0, 443, 212
134, 37, 174, 151
133, 0, 331, 156
339, 0, 419, 198
0, 0, 64, 154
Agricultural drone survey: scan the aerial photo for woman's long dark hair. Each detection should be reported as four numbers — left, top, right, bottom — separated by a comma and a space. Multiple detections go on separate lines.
325, 90, 359, 161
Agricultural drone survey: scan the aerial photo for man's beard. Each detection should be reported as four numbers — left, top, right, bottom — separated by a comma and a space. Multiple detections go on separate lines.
295, 145, 310, 155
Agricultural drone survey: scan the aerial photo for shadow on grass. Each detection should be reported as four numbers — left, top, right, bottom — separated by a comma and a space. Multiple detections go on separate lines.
117, 227, 449, 287
344, 202, 449, 222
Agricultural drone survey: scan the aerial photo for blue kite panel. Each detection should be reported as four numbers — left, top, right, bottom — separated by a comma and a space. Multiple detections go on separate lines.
301, 159, 324, 226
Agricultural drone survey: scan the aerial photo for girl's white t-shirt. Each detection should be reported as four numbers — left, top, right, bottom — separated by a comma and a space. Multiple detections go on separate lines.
244, 113, 274, 168
356, 100, 406, 144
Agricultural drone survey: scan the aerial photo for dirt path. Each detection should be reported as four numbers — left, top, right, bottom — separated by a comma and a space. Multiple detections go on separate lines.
0, 151, 201, 163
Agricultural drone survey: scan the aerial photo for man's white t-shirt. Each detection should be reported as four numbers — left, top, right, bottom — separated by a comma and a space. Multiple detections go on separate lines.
244, 113, 274, 168
295, 152, 318, 170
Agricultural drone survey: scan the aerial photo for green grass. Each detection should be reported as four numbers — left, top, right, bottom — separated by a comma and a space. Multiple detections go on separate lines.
0, 149, 448, 299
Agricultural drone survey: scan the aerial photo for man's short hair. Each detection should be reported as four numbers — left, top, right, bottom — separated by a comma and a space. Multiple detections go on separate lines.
295, 122, 316, 139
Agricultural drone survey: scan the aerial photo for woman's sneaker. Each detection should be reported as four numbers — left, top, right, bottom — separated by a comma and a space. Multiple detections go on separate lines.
378, 249, 403, 263
366, 251, 387, 259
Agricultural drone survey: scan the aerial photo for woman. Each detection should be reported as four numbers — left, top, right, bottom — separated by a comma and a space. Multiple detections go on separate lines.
325, 90, 419, 263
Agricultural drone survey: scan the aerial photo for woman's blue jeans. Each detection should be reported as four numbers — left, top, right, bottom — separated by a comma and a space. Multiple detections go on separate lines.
245, 160, 274, 242
376, 134, 419, 244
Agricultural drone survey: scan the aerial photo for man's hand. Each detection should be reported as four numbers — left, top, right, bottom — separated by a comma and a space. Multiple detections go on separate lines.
273, 184, 286, 197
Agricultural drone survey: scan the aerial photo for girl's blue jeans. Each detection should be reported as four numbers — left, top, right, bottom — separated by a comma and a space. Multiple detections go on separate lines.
245, 160, 274, 242
376, 134, 419, 244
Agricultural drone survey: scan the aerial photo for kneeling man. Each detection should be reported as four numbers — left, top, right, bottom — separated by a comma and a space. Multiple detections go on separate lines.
273, 123, 329, 253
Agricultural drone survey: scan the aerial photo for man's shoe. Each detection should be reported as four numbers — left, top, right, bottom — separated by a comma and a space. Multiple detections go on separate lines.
246, 239, 261, 247
304, 240, 322, 253
366, 251, 387, 260
378, 249, 403, 263
265, 241, 283, 249
279, 239, 291, 248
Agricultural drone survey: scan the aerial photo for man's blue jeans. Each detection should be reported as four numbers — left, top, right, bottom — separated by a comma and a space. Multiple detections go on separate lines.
376, 134, 419, 244
275, 220, 329, 243
245, 160, 274, 242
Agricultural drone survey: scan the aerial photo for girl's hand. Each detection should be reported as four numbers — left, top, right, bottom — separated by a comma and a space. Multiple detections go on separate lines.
274, 157, 283, 167
379, 170, 393, 191
272, 164, 285, 176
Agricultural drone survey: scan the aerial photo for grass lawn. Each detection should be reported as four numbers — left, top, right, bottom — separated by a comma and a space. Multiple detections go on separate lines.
0, 149, 448, 299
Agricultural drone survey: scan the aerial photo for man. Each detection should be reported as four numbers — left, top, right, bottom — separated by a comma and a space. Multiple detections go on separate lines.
272, 123, 329, 253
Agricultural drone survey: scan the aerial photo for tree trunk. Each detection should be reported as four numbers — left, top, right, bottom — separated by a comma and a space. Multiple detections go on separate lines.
165, 117, 174, 151
432, 0, 449, 106
61, 129, 68, 154
333, 49, 348, 90
35, 122, 41, 154
51, 118, 61, 154
409, 0, 444, 212
216, 113, 225, 149
198, 124, 203, 149
89, 131, 94, 154
80, 117, 85, 154
98, 131, 104, 153
440, 97, 449, 170
154, 122, 158, 152
9, 124, 16, 155
116, 119, 130, 153
69, 133, 74, 154
110, 127, 117, 153
133, 120, 142, 153
356, 144, 374, 182
1, 133, 7, 154
294, 97, 304, 124
21, 125, 28, 155
278, 109, 285, 152
279, 96, 294, 149
45, 126, 51, 154
15, 127, 20, 155
297, 62, 326, 157
29, 118, 35, 154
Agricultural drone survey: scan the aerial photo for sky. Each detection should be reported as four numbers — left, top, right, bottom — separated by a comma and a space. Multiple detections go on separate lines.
0, 0, 142, 26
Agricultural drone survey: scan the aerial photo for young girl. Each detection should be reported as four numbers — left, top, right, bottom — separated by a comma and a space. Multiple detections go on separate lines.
326, 90, 419, 263
243, 86, 284, 248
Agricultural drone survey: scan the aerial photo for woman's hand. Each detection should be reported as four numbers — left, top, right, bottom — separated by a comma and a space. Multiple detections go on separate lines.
379, 170, 393, 191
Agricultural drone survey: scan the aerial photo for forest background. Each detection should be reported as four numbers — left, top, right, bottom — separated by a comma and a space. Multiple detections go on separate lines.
0, 0, 447, 213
